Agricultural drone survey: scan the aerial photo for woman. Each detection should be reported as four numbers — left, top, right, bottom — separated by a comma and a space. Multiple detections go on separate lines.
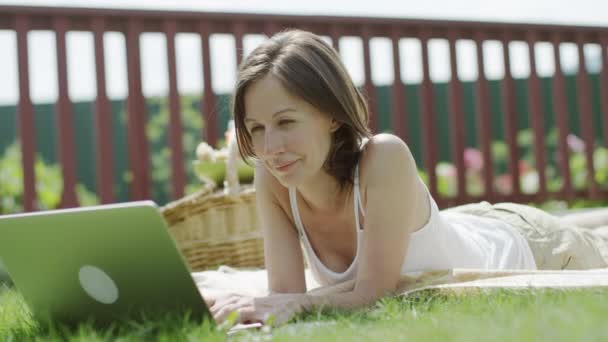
205, 29, 608, 326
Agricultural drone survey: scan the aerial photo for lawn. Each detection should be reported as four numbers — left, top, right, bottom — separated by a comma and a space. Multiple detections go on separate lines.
2, 283, 608, 341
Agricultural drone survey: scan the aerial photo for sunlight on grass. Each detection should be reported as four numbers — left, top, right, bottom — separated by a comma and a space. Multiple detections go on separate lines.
2, 284, 608, 341
255, 289, 608, 342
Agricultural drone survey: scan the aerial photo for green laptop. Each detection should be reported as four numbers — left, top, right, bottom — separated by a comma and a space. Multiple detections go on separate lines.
0, 201, 213, 326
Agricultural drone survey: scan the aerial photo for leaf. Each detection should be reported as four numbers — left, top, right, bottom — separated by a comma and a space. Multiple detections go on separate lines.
192, 160, 254, 187
216, 310, 239, 331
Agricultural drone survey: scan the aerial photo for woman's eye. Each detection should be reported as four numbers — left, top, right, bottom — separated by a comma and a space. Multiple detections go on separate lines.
278, 119, 293, 126
250, 126, 263, 134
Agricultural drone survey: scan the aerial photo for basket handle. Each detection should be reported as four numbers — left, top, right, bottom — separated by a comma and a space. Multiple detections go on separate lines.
224, 120, 240, 195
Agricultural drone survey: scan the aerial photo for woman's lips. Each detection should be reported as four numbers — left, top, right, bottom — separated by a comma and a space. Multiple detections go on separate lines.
275, 160, 298, 172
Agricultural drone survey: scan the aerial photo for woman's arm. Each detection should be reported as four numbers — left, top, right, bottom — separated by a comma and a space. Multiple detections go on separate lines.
255, 163, 307, 294
299, 134, 429, 310
208, 165, 307, 323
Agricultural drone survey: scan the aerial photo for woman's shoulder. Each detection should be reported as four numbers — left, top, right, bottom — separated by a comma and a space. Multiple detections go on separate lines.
358, 133, 420, 200
359, 136, 431, 233
359, 133, 417, 177
361, 133, 410, 152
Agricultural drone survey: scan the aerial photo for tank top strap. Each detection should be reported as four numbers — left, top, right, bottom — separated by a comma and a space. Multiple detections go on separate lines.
288, 186, 305, 238
353, 163, 365, 230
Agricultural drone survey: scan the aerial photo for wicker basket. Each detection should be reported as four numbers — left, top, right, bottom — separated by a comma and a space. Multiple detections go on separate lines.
160, 135, 264, 271
161, 184, 263, 271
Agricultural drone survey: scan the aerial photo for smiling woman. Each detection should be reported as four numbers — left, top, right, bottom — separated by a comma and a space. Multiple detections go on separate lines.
202, 29, 608, 327
232, 30, 372, 192
241, 75, 353, 190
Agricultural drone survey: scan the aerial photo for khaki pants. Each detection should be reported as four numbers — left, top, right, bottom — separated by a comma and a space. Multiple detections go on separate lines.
444, 202, 608, 270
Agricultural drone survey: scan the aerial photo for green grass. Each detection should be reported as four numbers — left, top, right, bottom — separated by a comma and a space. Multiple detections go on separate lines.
2, 283, 608, 341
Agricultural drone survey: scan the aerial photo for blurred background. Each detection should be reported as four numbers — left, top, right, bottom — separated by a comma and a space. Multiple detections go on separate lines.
0, 0, 607, 217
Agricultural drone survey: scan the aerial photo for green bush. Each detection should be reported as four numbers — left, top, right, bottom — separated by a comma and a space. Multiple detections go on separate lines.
431, 128, 608, 209
0, 143, 98, 215
119, 95, 212, 203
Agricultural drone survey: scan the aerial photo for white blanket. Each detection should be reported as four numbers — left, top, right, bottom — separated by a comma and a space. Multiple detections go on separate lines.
193, 266, 608, 298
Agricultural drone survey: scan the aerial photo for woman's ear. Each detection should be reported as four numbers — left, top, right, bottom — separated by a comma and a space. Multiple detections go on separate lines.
329, 118, 341, 133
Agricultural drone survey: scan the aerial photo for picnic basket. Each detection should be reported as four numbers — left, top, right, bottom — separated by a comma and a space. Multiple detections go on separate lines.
160, 134, 264, 271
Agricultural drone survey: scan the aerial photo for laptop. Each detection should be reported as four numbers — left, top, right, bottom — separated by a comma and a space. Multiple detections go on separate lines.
0, 201, 214, 327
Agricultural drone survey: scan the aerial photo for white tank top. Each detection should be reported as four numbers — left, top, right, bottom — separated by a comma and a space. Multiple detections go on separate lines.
288, 164, 537, 286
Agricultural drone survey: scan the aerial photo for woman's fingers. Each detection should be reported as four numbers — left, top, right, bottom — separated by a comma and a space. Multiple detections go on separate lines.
208, 294, 298, 326
213, 297, 258, 324
202, 294, 215, 308
210, 295, 241, 315
234, 306, 257, 325
215, 306, 253, 324
214, 304, 238, 324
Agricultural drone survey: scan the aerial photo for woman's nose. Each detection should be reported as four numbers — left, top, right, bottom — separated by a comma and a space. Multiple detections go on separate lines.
263, 130, 285, 155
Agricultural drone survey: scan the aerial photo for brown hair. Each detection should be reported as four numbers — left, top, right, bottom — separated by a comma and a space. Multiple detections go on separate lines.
232, 29, 372, 191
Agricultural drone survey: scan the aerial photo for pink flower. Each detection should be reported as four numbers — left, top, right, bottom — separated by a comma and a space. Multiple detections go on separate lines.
464, 148, 483, 171
518, 160, 532, 174
567, 134, 585, 153
494, 174, 513, 194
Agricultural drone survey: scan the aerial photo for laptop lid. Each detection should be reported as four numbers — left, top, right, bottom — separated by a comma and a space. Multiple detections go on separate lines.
0, 201, 212, 326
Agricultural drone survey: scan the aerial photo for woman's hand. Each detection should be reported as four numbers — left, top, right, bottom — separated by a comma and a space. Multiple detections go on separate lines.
202, 292, 217, 308
209, 292, 309, 326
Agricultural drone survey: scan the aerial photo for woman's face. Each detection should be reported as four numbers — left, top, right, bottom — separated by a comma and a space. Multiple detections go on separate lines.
243, 74, 339, 187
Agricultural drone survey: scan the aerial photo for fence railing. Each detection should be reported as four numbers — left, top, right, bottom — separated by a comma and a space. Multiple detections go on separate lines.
0, 5, 607, 211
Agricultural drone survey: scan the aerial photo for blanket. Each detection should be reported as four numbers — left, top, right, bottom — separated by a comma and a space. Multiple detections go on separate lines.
193, 266, 608, 298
